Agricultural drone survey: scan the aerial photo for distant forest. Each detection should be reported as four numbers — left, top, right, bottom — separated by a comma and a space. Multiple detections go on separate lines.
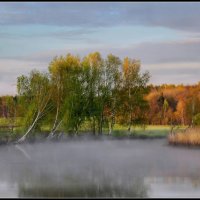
1, 83, 200, 125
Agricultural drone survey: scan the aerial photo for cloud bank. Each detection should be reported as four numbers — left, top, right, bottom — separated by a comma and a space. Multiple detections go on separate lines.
0, 2, 200, 95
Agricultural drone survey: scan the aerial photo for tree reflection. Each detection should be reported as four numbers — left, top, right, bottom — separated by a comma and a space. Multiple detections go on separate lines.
18, 171, 148, 198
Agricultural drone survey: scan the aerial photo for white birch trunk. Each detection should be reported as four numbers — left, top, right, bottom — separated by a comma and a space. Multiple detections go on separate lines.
16, 112, 40, 143
47, 106, 59, 139
47, 120, 62, 139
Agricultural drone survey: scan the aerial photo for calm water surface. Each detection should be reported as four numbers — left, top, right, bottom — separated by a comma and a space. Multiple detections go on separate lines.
0, 138, 200, 198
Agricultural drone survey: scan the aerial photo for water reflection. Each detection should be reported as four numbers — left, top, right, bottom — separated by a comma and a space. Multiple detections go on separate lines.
145, 176, 200, 198
18, 172, 148, 197
0, 139, 200, 197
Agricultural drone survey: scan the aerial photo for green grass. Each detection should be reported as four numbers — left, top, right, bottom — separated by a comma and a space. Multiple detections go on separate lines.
0, 117, 187, 142
40, 121, 185, 139
110, 125, 187, 138
111, 125, 171, 138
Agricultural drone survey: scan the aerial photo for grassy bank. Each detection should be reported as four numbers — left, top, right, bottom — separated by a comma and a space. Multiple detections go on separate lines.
109, 125, 171, 138
0, 117, 189, 143
168, 127, 200, 146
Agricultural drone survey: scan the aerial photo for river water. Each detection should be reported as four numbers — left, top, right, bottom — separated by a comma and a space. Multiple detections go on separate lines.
0, 138, 200, 198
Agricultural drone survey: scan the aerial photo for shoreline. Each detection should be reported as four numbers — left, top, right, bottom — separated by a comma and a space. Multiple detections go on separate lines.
0, 133, 168, 146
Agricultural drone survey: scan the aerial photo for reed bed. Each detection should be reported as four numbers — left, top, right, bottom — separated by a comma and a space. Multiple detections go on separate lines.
168, 127, 200, 146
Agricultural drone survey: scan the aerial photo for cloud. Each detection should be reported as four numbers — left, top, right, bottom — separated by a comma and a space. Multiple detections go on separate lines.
142, 62, 200, 85
0, 82, 17, 95
36, 41, 200, 85
92, 39, 200, 65
0, 58, 47, 95
1, 2, 200, 33
0, 35, 200, 95
0, 26, 96, 40
0, 43, 199, 96
0, 2, 199, 95
5, 37, 200, 66
0, 3, 119, 27
126, 39, 200, 64
122, 2, 200, 32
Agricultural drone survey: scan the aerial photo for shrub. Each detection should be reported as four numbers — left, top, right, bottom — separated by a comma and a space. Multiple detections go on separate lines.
168, 127, 200, 146
194, 113, 200, 126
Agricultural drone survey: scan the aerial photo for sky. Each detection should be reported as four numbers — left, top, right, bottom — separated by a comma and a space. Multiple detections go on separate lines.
0, 2, 200, 95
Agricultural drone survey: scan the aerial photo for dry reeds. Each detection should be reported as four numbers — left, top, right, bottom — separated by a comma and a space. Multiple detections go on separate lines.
168, 127, 200, 146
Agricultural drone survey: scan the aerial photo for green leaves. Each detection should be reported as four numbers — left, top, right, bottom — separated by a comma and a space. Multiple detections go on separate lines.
16, 52, 150, 136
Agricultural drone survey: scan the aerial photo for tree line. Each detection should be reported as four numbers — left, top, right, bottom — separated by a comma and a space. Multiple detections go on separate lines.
4, 52, 150, 142
0, 52, 199, 142
146, 83, 200, 126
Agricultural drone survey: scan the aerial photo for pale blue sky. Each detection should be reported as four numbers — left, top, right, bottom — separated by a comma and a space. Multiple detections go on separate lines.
0, 24, 183, 57
0, 2, 200, 95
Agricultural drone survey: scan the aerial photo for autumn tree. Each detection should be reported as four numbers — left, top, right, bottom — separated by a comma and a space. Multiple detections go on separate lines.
103, 54, 121, 134
16, 70, 52, 143
82, 52, 104, 135
120, 57, 150, 132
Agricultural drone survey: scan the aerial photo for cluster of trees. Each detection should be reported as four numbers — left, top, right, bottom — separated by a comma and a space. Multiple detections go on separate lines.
145, 83, 200, 126
0, 96, 17, 119
1, 52, 199, 142
12, 52, 150, 142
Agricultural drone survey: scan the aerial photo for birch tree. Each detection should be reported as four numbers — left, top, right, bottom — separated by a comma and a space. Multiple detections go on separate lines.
82, 52, 104, 135
121, 57, 150, 133
47, 56, 68, 138
104, 54, 121, 135
61, 54, 86, 135
16, 70, 52, 143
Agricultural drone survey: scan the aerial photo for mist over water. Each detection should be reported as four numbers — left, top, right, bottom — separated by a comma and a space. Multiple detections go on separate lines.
0, 138, 200, 197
